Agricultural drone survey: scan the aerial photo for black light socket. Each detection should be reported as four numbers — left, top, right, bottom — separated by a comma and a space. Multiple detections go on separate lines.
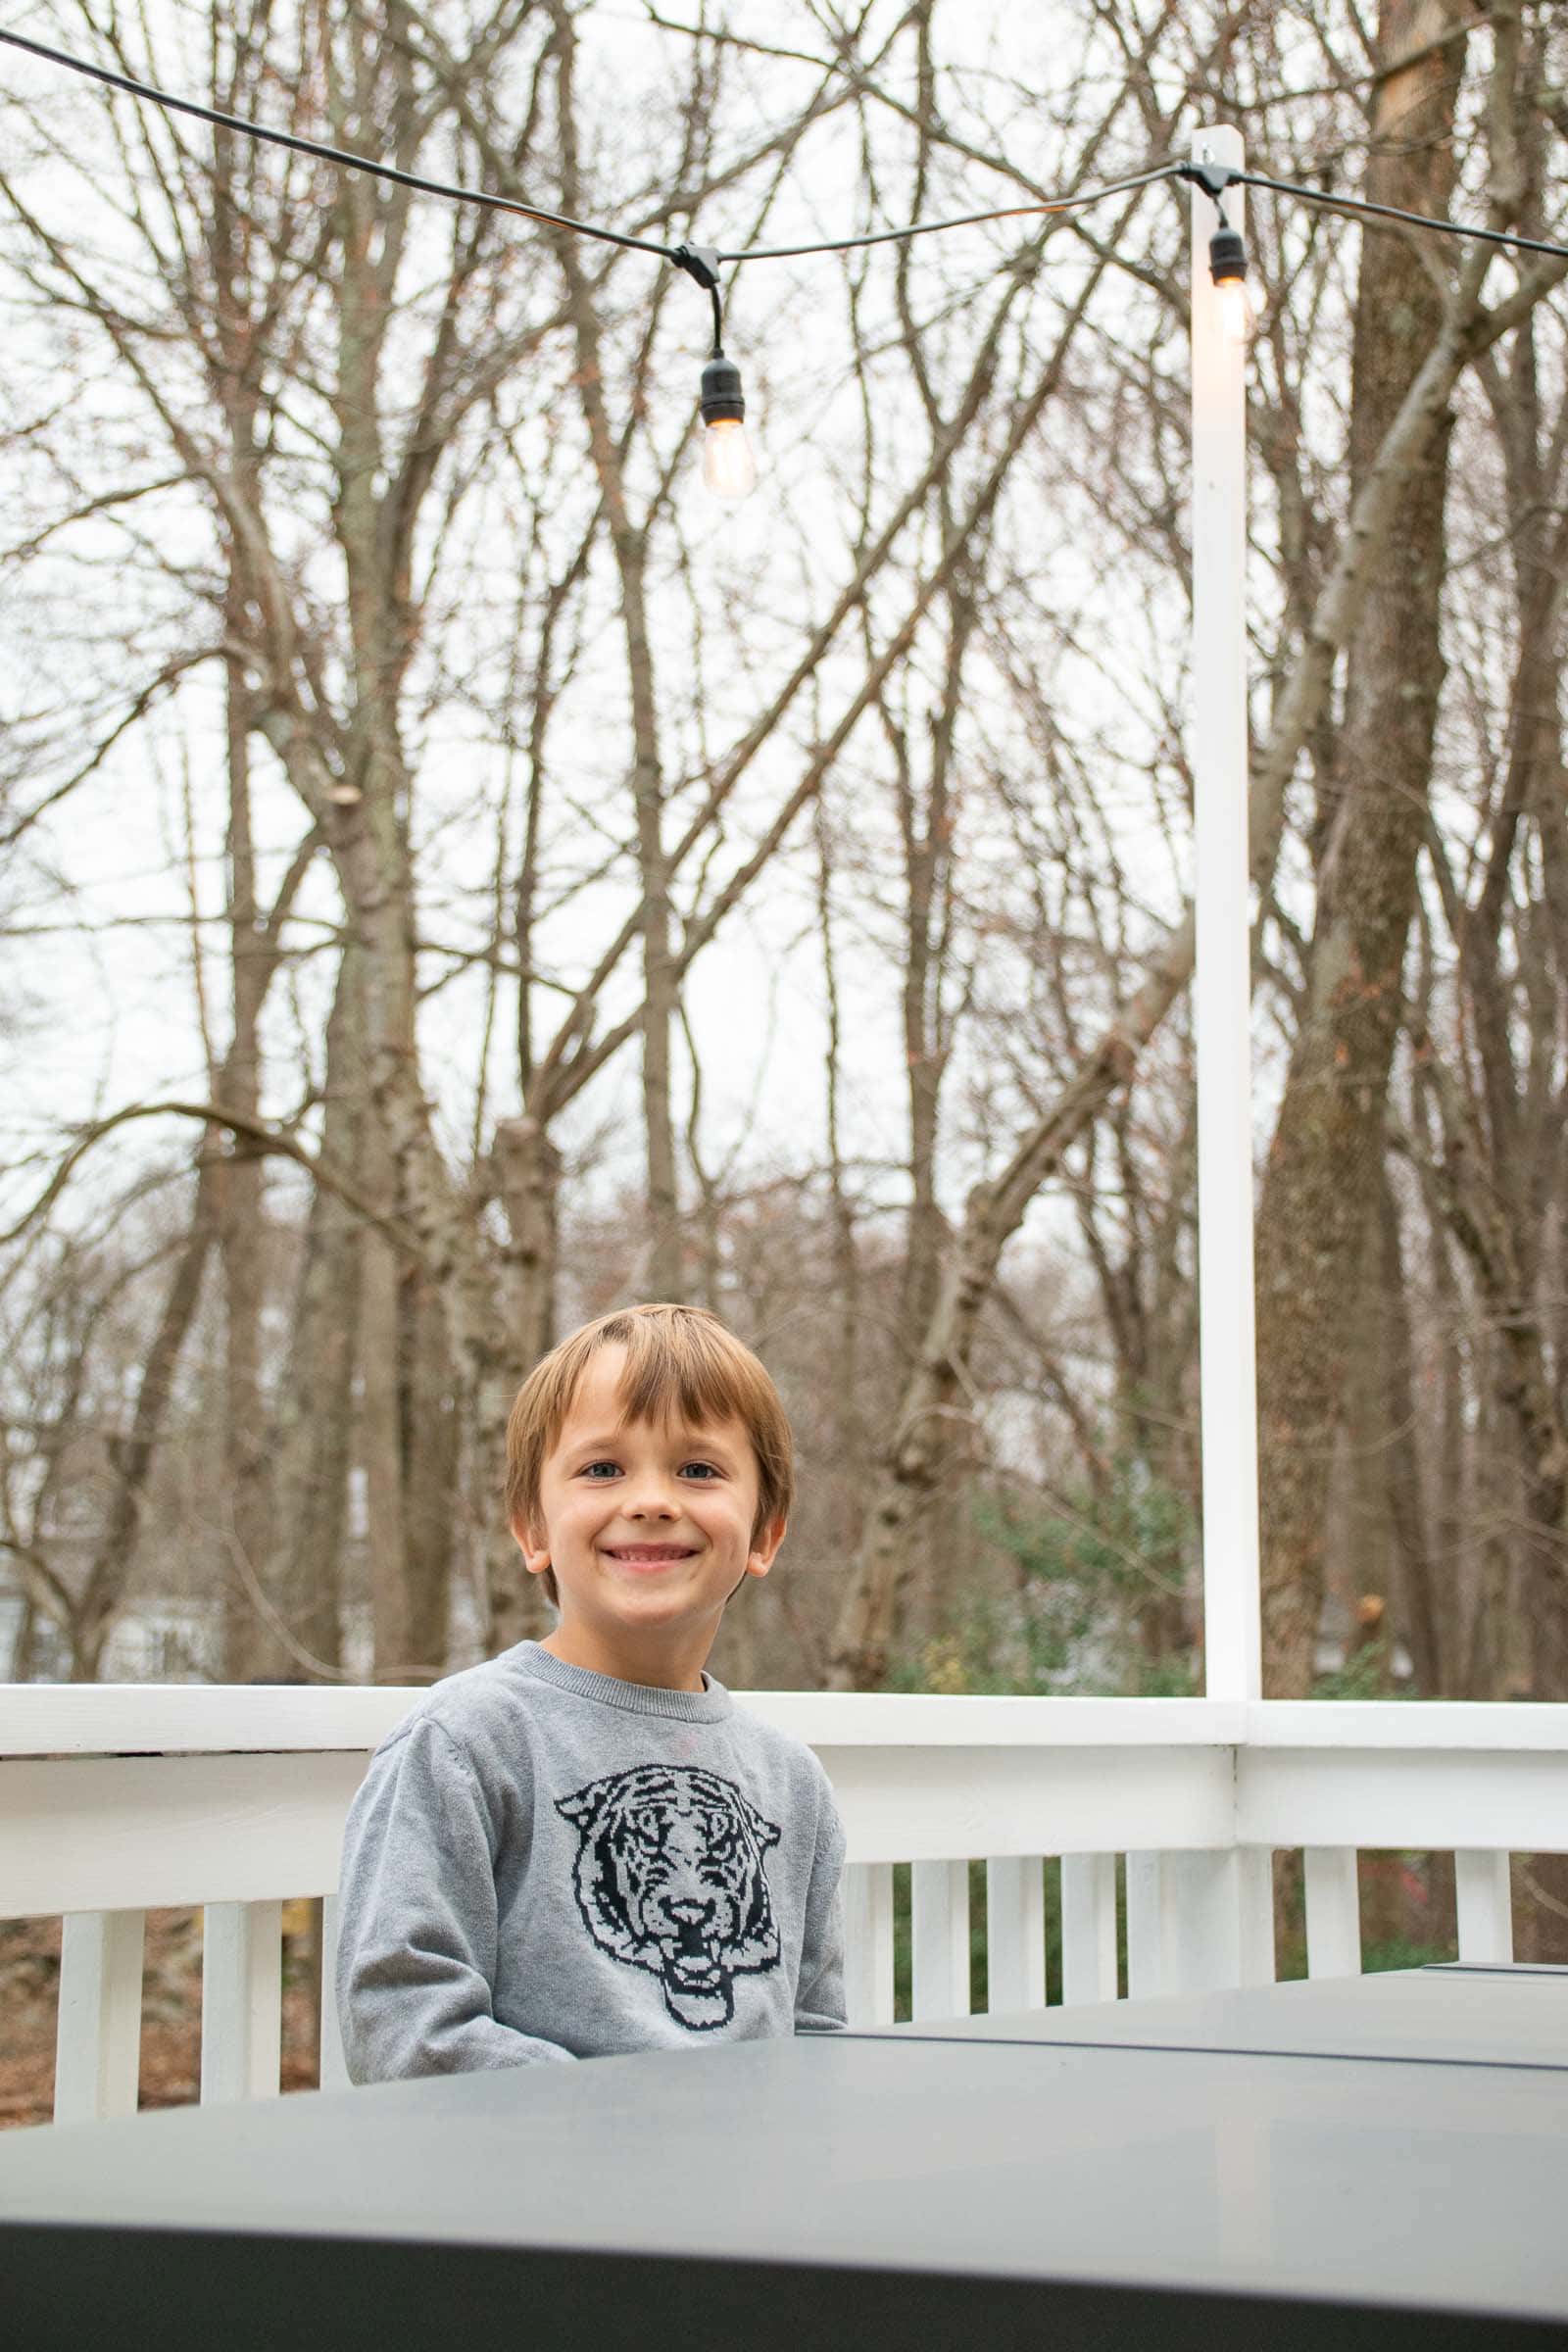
1209, 223, 1248, 284
700, 353, 745, 424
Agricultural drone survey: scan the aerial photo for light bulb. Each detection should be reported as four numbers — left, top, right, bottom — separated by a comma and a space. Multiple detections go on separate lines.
698, 348, 756, 499
1207, 220, 1254, 345
702, 416, 757, 499
1214, 275, 1256, 345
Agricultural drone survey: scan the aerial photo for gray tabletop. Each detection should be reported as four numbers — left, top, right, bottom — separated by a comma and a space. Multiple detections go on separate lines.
871, 1962, 1568, 2070
3, 1969, 1565, 2352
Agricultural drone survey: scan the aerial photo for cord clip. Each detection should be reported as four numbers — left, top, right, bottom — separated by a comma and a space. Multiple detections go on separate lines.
671, 243, 722, 290
1177, 161, 1242, 204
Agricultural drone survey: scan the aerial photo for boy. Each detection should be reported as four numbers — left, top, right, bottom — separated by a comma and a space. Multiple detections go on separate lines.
335, 1302, 847, 2081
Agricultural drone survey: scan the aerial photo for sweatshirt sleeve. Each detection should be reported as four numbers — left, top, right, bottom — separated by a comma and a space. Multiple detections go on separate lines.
793, 1776, 848, 2034
335, 1716, 578, 2082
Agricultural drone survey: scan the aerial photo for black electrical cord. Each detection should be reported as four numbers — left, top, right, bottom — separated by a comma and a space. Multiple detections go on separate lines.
10, 24, 1568, 284
1179, 158, 1568, 269
0, 26, 1179, 278
714, 163, 1186, 263
1247, 167, 1568, 265
0, 24, 679, 261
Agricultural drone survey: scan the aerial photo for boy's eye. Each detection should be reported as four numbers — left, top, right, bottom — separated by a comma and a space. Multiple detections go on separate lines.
580, 1460, 620, 1479
680, 1461, 720, 1480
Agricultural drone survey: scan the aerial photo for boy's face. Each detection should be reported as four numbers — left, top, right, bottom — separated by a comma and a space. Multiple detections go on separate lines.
513, 1345, 785, 1670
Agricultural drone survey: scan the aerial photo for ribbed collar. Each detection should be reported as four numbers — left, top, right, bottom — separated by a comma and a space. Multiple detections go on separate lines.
511, 1640, 733, 1723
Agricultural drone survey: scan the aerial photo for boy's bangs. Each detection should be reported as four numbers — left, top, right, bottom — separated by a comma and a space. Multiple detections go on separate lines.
609, 1314, 753, 1436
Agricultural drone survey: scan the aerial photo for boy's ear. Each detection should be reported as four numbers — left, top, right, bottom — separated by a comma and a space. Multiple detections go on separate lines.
746, 1515, 787, 1581
510, 1509, 551, 1580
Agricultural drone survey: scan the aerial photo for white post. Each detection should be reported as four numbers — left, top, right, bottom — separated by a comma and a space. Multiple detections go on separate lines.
1191, 126, 1262, 1704
1454, 1849, 1514, 1965
1156, 1846, 1277, 1993
53, 1908, 145, 2124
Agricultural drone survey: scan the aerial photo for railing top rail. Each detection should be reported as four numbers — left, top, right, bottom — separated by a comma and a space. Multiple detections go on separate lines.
1240, 1701, 1568, 1751
0, 1682, 416, 1756
3, 1683, 1568, 1759
0, 1686, 1244, 1756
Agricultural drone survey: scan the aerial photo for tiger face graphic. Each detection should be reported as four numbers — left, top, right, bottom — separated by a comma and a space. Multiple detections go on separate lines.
556, 1764, 782, 2030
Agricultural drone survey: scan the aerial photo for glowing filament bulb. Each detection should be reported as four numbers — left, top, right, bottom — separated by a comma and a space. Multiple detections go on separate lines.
1214, 274, 1255, 344
699, 349, 756, 499
702, 416, 758, 499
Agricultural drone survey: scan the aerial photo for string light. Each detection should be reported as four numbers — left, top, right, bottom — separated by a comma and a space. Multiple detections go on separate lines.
699, 374, 756, 499
1208, 215, 1255, 343
672, 245, 757, 499
1182, 162, 1255, 343
6, 25, 1568, 504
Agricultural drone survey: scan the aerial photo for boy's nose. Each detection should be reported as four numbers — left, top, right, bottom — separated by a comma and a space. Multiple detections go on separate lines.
624, 1481, 679, 1516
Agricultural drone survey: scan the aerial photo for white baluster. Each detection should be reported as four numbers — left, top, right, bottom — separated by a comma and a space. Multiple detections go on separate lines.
1059, 1851, 1118, 2006
843, 1861, 896, 2029
1303, 1847, 1361, 1979
201, 1899, 282, 2103
910, 1858, 970, 2021
1454, 1850, 1513, 1965
318, 1891, 350, 2088
1239, 1845, 1279, 1984
1125, 1850, 1174, 2000
53, 1908, 145, 2123
985, 1856, 1046, 2015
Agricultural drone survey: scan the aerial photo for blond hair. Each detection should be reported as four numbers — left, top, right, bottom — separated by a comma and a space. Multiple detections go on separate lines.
505, 1304, 794, 1609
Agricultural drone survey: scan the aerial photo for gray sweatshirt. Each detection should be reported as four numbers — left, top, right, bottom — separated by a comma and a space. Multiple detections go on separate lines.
335, 1642, 847, 2082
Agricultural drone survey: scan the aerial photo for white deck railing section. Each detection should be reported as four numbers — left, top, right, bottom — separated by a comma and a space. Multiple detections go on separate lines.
4, 1688, 1567, 2127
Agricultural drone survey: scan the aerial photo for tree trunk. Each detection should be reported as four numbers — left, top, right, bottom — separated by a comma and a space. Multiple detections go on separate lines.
400, 1261, 457, 1681
248, 942, 368, 1682
362, 1261, 411, 1680
74, 1167, 218, 1680
893, 594, 968, 1361
211, 83, 274, 1683
9, 1594, 38, 1683
1371, 1171, 1442, 1692
815, 802, 863, 1547
218, 627, 274, 1683
495, 1115, 562, 1372
1255, 0, 1471, 1695
484, 1112, 563, 1653
262, 1196, 358, 1680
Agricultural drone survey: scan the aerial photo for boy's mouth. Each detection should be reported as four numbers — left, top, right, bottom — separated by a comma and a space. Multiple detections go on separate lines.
603, 1544, 698, 1569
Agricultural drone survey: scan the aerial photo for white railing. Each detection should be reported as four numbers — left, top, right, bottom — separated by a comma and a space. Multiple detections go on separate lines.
4, 1688, 1566, 2127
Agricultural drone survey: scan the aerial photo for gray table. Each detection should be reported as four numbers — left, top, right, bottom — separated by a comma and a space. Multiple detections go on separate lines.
3, 1968, 1565, 2351
873, 1959, 1568, 2068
